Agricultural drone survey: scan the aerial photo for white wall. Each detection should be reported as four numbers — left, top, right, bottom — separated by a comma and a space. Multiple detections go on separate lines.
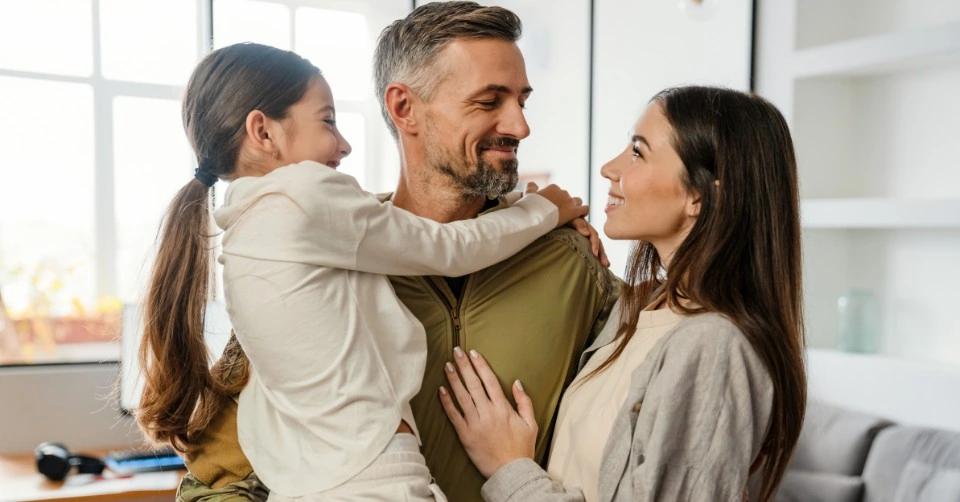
0, 364, 143, 454
503, 0, 591, 195
589, 0, 754, 276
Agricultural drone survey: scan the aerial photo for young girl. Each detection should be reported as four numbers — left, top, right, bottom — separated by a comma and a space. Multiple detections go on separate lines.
135, 42, 588, 501
440, 86, 807, 502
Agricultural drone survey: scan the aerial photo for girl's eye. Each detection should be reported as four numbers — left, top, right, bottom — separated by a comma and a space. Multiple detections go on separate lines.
324, 119, 337, 127
632, 145, 643, 158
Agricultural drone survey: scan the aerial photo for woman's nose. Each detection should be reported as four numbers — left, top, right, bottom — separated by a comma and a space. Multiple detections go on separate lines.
600, 157, 618, 181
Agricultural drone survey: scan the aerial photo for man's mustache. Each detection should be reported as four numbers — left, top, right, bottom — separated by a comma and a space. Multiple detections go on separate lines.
477, 137, 520, 153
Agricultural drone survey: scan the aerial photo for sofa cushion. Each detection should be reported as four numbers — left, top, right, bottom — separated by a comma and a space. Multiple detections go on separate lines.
892, 460, 960, 502
777, 469, 863, 502
791, 400, 893, 476
863, 427, 960, 502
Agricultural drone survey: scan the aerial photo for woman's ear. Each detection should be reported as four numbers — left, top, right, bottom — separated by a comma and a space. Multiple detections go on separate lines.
686, 190, 703, 218
686, 180, 719, 218
384, 83, 419, 136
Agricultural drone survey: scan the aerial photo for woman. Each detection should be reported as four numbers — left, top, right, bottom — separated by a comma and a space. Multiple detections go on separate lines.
440, 85, 807, 501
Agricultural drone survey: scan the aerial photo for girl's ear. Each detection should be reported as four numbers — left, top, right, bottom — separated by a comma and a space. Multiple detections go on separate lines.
244, 110, 279, 155
384, 83, 419, 135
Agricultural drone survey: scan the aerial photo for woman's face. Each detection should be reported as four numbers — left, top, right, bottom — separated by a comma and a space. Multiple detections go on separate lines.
600, 102, 700, 264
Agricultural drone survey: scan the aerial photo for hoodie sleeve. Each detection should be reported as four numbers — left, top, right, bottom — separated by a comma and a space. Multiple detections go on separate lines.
214, 161, 559, 277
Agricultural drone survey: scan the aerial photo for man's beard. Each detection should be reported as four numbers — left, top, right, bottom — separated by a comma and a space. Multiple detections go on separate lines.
426, 134, 520, 199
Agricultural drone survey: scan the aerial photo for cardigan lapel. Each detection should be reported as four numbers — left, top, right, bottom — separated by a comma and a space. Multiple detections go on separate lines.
578, 301, 622, 370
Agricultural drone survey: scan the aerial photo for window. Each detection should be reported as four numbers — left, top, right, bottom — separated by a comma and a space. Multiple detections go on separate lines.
0, 0, 409, 366
0, 0, 202, 365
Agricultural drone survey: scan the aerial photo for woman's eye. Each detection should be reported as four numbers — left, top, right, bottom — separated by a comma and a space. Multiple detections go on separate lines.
324, 119, 337, 127
632, 145, 643, 158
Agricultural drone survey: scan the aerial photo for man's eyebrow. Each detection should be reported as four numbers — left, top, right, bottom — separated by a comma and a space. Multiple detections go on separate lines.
468, 84, 534, 98
631, 134, 653, 152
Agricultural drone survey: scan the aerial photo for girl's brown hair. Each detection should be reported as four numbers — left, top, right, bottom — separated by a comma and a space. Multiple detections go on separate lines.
590, 86, 806, 501
136, 43, 318, 456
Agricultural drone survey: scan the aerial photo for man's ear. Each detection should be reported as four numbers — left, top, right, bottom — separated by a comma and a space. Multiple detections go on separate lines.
384, 83, 419, 135
244, 109, 277, 155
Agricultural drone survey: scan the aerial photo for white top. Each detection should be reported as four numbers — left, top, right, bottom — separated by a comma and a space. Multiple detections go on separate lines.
213, 161, 558, 496
545, 304, 682, 502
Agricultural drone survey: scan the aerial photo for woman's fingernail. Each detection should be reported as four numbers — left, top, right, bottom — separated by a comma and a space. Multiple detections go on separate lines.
439, 386, 448, 396
445, 362, 455, 373
515, 380, 524, 392
469, 349, 479, 360
453, 346, 464, 358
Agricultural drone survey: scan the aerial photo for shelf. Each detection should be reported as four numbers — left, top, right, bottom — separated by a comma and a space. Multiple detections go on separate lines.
806, 348, 960, 432
793, 21, 960, 79
801, 198, 960, 229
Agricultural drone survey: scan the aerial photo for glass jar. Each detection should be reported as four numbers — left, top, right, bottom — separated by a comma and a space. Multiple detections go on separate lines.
837, 290, 879, 353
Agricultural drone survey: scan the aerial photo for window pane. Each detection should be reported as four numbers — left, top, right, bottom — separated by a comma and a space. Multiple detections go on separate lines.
100, 0, 199, 85
0, 0, 93, 76
113, 97, 195, 304
336, 112, 366, 188
295, 8, 371, 101
0, 78, 107, 364
214, 0, 292, 50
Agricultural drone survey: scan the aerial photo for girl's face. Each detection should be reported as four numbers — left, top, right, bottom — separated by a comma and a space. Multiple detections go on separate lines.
268, 76, 352, 170
600, 102, 700, 264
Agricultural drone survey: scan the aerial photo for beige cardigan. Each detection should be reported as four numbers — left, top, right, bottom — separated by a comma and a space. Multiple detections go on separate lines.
481, 311, 774, 502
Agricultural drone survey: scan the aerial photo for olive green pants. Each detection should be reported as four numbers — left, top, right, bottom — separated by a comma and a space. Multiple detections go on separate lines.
178, 472, 270, 502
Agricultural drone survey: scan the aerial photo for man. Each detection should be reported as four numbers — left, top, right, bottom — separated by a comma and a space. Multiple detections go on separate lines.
178, 2, 619, 501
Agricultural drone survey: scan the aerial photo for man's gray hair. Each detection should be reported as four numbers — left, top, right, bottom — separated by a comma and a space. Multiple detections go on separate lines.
373, 1, 522, 139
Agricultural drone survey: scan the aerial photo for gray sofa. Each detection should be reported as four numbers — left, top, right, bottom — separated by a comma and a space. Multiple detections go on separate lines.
777, 400, 960, 502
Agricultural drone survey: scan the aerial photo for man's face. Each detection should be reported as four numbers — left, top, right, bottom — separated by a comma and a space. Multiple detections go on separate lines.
419, 38, 532, 198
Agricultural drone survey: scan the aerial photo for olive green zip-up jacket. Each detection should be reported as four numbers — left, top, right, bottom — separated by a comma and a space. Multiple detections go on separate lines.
396, 204, 621, 501
179, 195, 621, 502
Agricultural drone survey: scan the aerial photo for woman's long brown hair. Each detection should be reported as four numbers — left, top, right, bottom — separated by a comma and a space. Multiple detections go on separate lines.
589, 86, 806, 501
136, 43, 318, 456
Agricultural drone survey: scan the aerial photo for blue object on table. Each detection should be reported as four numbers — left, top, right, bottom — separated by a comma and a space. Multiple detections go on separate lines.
104, 447, 185, 475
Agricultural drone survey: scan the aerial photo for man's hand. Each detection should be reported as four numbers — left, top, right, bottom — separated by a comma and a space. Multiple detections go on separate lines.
438, 347, 538, 479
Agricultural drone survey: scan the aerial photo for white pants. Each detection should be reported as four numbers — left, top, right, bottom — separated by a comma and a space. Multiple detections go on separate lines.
267, 433, 447, 502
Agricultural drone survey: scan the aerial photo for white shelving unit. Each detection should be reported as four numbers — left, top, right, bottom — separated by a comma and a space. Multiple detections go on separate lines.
802, 198, 960, 229
756, 1, 960, 365
807, 348, 960, 430
793, 20, 960, 78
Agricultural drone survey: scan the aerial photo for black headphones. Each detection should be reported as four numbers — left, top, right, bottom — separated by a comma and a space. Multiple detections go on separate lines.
35, 442, 105, 481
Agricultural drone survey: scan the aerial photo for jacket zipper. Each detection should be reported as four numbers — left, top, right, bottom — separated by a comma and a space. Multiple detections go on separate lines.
426, 277, 467, 348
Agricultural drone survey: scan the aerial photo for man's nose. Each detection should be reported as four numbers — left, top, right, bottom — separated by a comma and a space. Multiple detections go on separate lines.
498, 102, 530, 140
